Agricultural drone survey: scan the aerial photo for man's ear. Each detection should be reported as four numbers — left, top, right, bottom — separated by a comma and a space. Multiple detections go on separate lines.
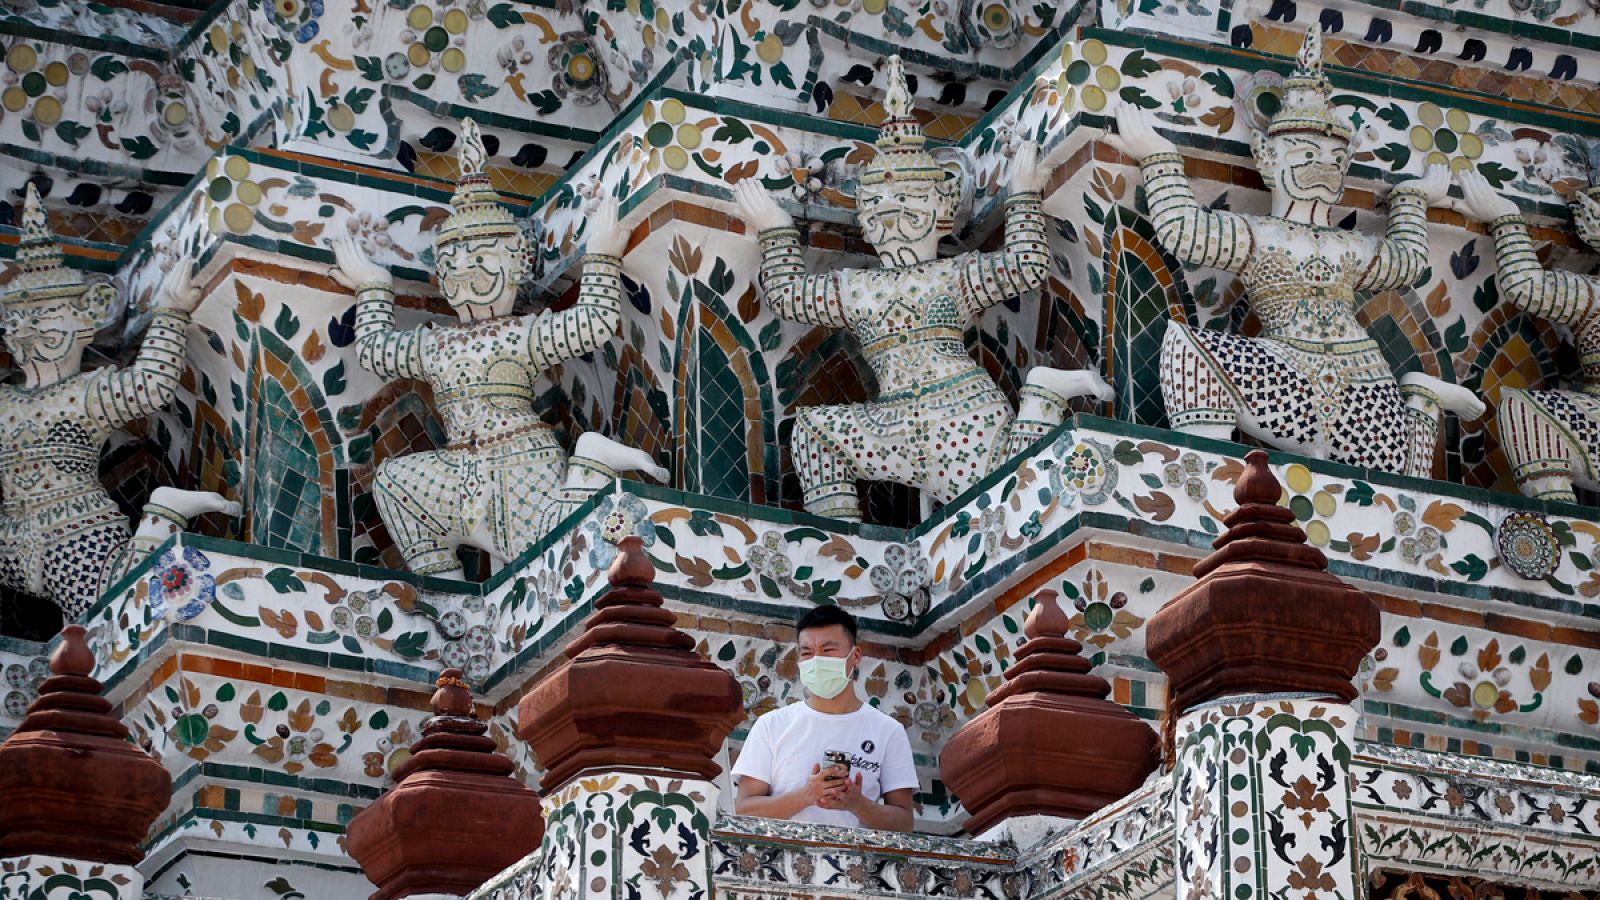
1250, 131, 1279, 188
1574, 190, 1600, 252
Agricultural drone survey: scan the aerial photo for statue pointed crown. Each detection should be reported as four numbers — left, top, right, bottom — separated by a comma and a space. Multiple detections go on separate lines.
436, 118, 522, 252
2, 183, 112, 320
860, 56, 957, 192
1265, 27, 1353, 144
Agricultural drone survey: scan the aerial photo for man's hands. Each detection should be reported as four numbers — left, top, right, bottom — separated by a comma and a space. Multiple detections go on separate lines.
803, 762, 852, 809
819, 771, 869, 813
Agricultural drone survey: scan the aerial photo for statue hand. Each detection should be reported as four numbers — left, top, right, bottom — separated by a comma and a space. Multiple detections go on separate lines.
1010, 140, 1049, 194
329, 235, 391, 291
1106, 105, 1175, 162
1397, 163, 1450, 206
733, 178, 793, 233
157, 259, 202, 314
1455, 170, 1518, 223
586, 195, 628, 257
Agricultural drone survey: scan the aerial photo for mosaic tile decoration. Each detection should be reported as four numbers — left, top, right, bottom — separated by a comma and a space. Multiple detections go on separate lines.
0, 2, 1596, 897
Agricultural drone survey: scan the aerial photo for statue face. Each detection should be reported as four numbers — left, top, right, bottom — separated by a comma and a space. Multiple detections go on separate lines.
2, 305, 92, 370
435, 234, 523, 317
1258, 133, 1351, 206
857, 179, 952, 262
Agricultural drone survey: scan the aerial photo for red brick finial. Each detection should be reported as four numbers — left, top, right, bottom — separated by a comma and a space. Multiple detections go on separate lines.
431, 668, 473, 717
518, 535, 744, 790
1146, 451, 1380, 717
50, 624, 96, 677
347, 667, 542, 900
940, 592, 1159, 834
1023, 590, 1072, 641
1233, 449, 1282, 506
0, 625, 173, 864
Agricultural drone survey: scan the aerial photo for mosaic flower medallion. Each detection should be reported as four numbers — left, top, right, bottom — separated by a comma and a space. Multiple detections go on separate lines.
1495, 512, 1559, 581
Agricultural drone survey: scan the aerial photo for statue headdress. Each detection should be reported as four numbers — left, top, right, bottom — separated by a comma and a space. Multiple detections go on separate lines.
1265, 28, 1352, 144
436, 118, 525, 254
860, 56, 962, 229
1, 183, 113, 321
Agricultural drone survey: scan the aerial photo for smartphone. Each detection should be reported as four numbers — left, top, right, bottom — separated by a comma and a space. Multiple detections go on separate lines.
823, 750, 851, 779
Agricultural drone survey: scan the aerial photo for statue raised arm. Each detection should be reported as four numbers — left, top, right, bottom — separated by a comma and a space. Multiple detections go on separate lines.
1110, 27, 1483, 478
735, 57, 1111, 522
1458, 169, 1600, 503
333, 119, 663, 579
0, 184, 238, 620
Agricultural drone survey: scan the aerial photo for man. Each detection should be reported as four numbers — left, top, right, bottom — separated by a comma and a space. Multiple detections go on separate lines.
732, 605, 917, 831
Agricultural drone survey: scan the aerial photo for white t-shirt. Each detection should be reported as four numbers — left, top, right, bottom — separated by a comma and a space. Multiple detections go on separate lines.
731, 699, 919, 827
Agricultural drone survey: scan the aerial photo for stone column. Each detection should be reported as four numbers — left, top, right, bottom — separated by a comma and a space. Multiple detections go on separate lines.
515, 535, 744, 900
0, 625, 172, 900
346, 668, 543, 900
1146, 450, 1380, 900
938, 592, 1158, 841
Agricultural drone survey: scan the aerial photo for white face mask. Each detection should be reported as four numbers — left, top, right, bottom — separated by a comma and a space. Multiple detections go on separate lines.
798, 655, 852, 699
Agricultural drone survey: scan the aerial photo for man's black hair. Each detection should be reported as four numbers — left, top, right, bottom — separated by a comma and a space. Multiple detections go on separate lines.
795, 604, 858, 644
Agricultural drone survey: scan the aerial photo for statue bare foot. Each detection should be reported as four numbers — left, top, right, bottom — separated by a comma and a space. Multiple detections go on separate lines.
572, 432, 670, 483
148, 486, 243, 519
1400, 373, 1486, 421
1024, 367, 1115, 404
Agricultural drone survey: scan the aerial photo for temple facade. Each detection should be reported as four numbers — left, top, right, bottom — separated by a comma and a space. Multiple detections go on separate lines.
0, 0, 1597, 898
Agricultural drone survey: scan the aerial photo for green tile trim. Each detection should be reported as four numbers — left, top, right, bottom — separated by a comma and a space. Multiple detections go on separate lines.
0, 634, 45, 656
1344, 0, 1600, 53
143, 845, 360, 889
1087, 28, 1600, 135
0, 20, 170, 60
383, 84, 603, 144
1358, 745, 1600, 782
1363, 699, 1600, 760
662, 88, 883, 143
144, 806, 348, 854
197, 761, 387, 800
0, 141, 191, 186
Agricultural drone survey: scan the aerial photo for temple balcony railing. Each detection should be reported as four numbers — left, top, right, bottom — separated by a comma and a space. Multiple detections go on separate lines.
464, 741, 1600, 900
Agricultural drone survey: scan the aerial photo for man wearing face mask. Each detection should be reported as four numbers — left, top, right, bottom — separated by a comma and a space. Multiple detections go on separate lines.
731, 606, 917, 831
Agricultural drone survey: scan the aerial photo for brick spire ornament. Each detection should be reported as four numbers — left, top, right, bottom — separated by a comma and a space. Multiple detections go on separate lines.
1145, 449, 1381, 716
939, 591, 1159, 834
346, 668, 542, 900
0, 624, 172, 864
518, 534, 744, 789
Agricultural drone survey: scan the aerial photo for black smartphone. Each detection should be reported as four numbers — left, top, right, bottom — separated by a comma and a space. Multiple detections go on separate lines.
823, 749, 851, 779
